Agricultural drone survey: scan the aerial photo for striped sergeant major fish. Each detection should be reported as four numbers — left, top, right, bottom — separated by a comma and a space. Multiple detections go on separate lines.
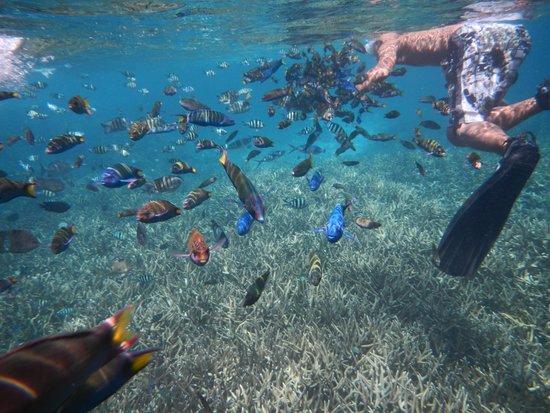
325, 120, 347, 143
283, 197, 307, 209
243, 119, 264, 129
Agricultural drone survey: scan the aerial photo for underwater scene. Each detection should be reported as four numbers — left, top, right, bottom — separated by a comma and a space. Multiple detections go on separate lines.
0, 1, 548, 412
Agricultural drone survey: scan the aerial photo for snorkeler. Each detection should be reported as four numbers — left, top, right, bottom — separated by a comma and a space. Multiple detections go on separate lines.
356, 3, 548, 277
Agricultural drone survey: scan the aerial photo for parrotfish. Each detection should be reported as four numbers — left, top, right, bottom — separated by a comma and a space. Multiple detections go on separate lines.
315, 198, 354, 243
307, 170, 324, 191
236, 210, 254, 236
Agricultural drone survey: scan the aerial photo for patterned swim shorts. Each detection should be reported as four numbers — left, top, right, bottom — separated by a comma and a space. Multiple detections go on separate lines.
444, 23, 531, 126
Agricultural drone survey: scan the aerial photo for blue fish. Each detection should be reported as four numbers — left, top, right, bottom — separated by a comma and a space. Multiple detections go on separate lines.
260, 59, 283, 82
315, 198, 354, 243
307, 170, 324, 191
236, 210, 254, 235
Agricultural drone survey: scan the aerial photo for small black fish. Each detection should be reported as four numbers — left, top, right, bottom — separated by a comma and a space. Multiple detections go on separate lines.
246, 149, 261, 161
390, 67, 407, 76
137, 222, 147, 246
211, 220, 229, 249
198, 176, 217, 189
415, 161, 426, 176
39, 201, 71, 213
332, 183, 346, 190
419, 120, 441, 130
419, 95, 436, 104
384, 110, 400, 119
400, 140, 416, 150
225, 130, 238, 144
243, 270, 269, 307
342, 161, 359, 166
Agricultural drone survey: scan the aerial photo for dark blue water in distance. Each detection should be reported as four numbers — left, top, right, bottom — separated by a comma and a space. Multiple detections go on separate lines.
0, 1, 548, 412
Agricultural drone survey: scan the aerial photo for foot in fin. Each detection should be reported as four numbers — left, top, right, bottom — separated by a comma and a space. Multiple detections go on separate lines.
435, 137, 539, 277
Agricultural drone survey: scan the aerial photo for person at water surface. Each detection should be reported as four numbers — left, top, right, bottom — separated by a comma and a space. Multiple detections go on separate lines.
356, 1, 549, 155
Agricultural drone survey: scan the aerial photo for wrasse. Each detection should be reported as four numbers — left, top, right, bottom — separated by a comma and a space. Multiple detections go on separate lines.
179, 98, 210, 111
50, 225, 76, 254
100, 163, 144, 189
182, 188, 210, 210
172, 161, 196, 174
0, 306, 155, 412
308, 252, 322, 286
414, 137, 446, 157
243, 58, 282, 83
219, 149, 265, 223
186, 109, 235, 127
252, 136, 274, 148
46, 133, 85, 154
0, 178, 36, 203
144, 176, 182, 193
262, 86, 292, 102
68, 95, 93, 115
136, 200, 181, 223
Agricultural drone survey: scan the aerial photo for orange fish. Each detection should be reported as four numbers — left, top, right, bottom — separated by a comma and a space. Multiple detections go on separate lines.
187, 228, 210, 266
172, 228, 210, 266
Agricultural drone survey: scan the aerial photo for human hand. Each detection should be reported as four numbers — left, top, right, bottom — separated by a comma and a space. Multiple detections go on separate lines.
355, 66, 390, 92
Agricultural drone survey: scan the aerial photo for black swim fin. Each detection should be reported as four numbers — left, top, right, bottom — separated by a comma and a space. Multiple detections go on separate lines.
436, 137, 539, 277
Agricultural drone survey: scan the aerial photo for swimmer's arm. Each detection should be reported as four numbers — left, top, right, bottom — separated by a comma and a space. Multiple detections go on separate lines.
356, 33, 399, 92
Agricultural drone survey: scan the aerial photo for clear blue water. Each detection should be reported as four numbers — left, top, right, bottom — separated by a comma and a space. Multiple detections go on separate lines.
0, 1, 549, 412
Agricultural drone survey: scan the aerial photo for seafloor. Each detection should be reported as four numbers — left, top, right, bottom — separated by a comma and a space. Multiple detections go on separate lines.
0, 133, 548, 412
